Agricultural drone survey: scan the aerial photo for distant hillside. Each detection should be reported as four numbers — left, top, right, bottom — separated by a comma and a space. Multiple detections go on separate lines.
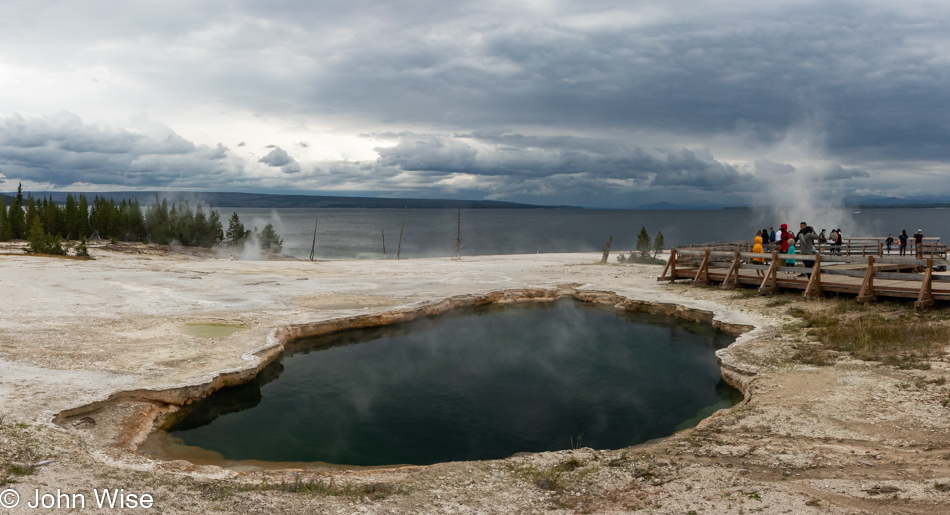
842, 194, 950, 208
634, 200, 727, 210
0, 191, 576, 209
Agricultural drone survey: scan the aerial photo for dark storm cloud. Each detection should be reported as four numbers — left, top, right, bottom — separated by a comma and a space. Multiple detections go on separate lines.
2, 1, 950, 203
370, 132, 749, 194
817, 164, 870, 181
259, 147, 294, 167
277, 2, 950, 162
376, 136, 477, 173
754, 160, 796, 176
0, 113, 240, 187
258, 146, 302, 174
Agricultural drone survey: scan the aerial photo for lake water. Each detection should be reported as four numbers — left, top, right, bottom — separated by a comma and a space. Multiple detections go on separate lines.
226, 207, 949, 260
165, 300, 739, 466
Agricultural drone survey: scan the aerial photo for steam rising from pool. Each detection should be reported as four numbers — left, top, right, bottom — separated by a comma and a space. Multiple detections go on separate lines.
161, 300, 739, 466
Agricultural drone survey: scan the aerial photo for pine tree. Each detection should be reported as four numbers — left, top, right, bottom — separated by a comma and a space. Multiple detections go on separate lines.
193, 204, 210, 247
145, 195, 170, 244
652, 231, 665, 258
225, 212, 248, 246
77, 195, 89, 239
0, 194, 10, 241
27, 216, 47, 254
9, 183, 24, 239
42, 195, 62, 237
24, 194, 37, 237
64, 194, 79, 240
208, 207, 223, 246
636, 226, 651, 258
258, 223, 283, 253
75, 236, 90, 257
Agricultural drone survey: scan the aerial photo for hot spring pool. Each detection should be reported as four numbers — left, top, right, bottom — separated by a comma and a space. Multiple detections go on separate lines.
157, 300, 739, 466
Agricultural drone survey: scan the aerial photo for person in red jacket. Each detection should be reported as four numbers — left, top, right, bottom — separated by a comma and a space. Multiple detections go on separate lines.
778, 223, 793, 265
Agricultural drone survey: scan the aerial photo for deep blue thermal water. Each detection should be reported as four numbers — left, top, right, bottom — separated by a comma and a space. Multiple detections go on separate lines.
167, 300, 739, 466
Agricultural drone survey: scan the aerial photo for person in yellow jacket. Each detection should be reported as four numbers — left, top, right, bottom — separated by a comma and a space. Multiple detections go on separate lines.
752, 236, 765, 277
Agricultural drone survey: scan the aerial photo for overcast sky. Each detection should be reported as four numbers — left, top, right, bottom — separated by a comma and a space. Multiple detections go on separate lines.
1, 0, 948, 207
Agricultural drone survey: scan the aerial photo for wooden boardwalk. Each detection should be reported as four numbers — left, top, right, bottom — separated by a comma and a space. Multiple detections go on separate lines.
658, 246, 950, 308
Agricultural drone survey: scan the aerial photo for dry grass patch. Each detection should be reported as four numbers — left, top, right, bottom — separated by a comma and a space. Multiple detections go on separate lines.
817, 317, 947, 368
788, 301, 950, 368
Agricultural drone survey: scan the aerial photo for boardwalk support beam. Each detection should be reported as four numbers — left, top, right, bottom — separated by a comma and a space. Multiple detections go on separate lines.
720, 251, 741, 290
759, 251, 778, 294
692, 249, 710, 285
658, 249, 677, 282
803, 254, 822, 299
916, 258, 934, 309
857, 256, 877, 303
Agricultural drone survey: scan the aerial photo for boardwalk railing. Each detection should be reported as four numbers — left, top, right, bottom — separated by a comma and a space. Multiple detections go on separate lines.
659, 247, 948, 308
676, 237, 947, 260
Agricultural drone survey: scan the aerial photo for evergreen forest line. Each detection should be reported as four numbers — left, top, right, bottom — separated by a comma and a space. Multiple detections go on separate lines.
0, 184, 282, 255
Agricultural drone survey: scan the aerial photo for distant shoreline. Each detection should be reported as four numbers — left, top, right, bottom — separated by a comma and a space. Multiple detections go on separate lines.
0, 191, 580, 210
6, 190, 950, 210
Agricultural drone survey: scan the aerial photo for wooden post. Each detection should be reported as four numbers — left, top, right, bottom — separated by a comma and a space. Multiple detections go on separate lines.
803, 254, 822, 299
600, 235, 613, 264
878, 242, 883, 257
759, 251, 778, 293
857, 255, 876, 303
915, 258, 934, 309
693, 248, 710, 285
381, 229, 386, 257
720, 251, 741, 290
669, 248, 677, 282
862, 244, 866, 257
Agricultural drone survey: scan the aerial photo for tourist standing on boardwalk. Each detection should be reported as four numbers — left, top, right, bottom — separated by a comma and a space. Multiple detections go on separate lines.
799, 226, 818, 275
885, 234, 894, 254
762, 228, 771, 249
778, 224, 792, 260
769, 227, 776, 244
753, 236, 765, 277
833, 229, 843, 254
898, 230, 908, 256
778, 224, 790, 247
818, 229, 828, 245
785, 239, 797, 277
795, 222, 807, 243
776, 224, 790, 265
915, 229, 924, 258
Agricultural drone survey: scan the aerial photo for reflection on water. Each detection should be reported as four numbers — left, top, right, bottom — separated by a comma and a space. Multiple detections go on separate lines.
166, 300, 739, 466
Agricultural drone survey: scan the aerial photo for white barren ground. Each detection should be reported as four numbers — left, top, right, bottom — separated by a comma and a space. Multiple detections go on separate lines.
1, 244, 949, 514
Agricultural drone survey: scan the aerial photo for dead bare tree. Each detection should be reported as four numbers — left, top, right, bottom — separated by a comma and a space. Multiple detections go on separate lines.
381, 229, 386, 258
396, 207, 407, 260
453, 206, 462, 260
600, 235, 613, 264
309, 217, 318, 262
